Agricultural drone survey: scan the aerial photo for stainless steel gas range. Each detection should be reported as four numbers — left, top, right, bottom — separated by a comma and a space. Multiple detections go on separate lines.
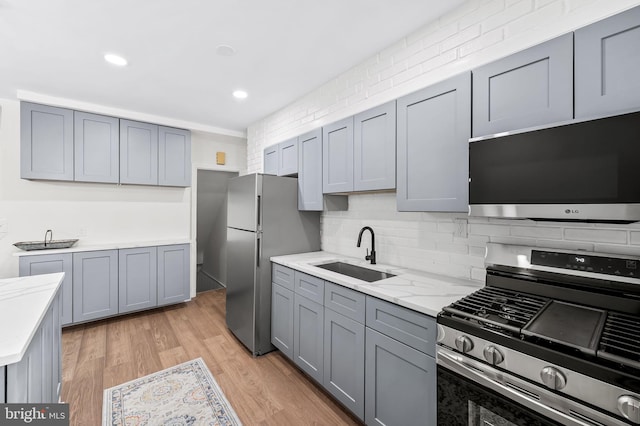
437, 243, 640, 426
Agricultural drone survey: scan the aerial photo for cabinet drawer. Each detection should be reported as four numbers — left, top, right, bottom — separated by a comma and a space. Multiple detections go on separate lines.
365, 296, 436, 356
272, 263, 295, 291
325, 282, 365, 324
294, 271, 324, 304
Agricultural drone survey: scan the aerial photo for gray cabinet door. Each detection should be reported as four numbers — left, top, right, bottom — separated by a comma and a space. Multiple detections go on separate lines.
472, 33, 573, 137
272, 263, 295, 291
365, 328, 436, 426
271, 283, 294, 359
324, 309, 365, 420
74, 111, 119, 183
7, 327, 43, 402
575, 6, 640, 119
119, 246, 158, 313
263, 145, 278, 175
323, 117, 354, 193
324, 282, 366, 323
159, 126, 191, 187
72, 250, 118, 322
39, 301, 54, 403
20, 102, 74, 181
0, 367, 4, 403
157, 244, 190, 306
298, 129, 323, 211
397, 72, 471, 212
19, 253, 73, 326
120, 119, 158, 185
278, 138, 298, 176
354, 101, 396, 191
293, 294, 324, 383
294, 271, 324, 304
52, 290, 62, 401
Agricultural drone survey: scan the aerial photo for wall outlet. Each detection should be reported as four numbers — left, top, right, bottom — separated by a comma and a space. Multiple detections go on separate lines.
454, 218, 468, 238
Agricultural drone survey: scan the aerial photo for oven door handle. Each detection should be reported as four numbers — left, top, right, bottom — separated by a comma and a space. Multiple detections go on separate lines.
437, 347, 626, 426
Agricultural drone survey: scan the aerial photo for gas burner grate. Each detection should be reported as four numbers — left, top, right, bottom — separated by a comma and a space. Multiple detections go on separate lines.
443, 286, 549, 332
598, 312, 640, 370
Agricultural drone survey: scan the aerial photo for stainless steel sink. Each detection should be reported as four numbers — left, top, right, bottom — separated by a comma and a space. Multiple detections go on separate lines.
14, 239, 79, 251
315, 261, 395, 282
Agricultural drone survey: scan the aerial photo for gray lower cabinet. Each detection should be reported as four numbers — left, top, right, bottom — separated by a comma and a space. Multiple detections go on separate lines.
263, 145, 278, 175
323, 308, 365, 419
19, 253, 73, 325
271, 283, 294, 359
323, 117, 354, 193
157, 244, 190, 306
297, 129, 324, 211
472, 33, 573, 137
119, 246, 158, 313
293, 293, 324, 383
20, 102, 74, 181
397, 72, 471, 212
74, 111, 119, 183
365, 327, 436, 426
575, 5, 640, 119
120, 119, 159, 185
6, 288, 61, 403
354, 101, 396, 191
72, 250, 118, 322
159, 126, 191, 187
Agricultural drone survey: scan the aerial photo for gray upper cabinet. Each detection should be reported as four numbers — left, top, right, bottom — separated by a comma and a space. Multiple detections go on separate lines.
19, 253, 73, 326
298, 129, 324, 211
158, 126, 191, 187
72, 250, 118, 323
397, 72, 471, 212
263, 145, 278, 175
119, 246, 158, 314
354, 101, 396, 191
157, 244, 190, 306
120, 119, 159, 185
575, 6, 640, 119
472, 33, 573, 137
20, 102, 74, 181
278, 138, 298, 176
323, 117, 354, 193
74, 111, 119, 183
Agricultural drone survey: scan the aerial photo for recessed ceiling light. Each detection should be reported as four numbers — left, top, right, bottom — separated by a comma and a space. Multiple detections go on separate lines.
104, 53, 128, 67
216, 44, 236, 57
233, 90, 248, 99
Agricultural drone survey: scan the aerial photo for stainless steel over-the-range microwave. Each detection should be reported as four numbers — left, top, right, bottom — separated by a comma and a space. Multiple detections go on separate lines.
468, 110, 640, 223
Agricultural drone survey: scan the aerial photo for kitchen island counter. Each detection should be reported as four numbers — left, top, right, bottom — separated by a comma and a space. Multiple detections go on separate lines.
271, 251, 482, 317
0, 272, 64, 366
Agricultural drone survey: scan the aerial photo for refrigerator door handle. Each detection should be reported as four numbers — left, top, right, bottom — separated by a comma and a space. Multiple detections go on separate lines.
257, 195, 261, 229
256, 236, 261, 267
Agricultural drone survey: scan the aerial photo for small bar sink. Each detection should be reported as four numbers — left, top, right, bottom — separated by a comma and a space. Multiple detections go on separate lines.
315, 261, 395, 282
14, 239, 79, 251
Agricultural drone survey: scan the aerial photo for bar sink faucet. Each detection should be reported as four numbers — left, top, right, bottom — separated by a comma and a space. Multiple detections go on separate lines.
357, 226, 376, 264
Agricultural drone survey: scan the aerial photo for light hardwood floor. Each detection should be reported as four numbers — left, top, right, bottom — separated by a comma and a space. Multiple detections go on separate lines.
61, 289, 361, 425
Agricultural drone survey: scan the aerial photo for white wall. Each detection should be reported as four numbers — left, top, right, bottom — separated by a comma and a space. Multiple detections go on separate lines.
0, 98, 247, 279
246, 0, 640, 283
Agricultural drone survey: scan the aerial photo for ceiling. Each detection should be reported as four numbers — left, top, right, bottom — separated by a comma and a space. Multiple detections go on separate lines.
0, 0, 465, 134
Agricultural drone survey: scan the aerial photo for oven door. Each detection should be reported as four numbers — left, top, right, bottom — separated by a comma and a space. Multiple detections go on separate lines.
437, 347, 628, 426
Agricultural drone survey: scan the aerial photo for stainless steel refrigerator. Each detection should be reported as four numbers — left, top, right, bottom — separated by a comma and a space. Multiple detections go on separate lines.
226, 173, 320, 355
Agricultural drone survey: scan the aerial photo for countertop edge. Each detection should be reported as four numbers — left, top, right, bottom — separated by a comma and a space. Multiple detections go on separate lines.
13, 238, 191, 257
0, 272, 64, 367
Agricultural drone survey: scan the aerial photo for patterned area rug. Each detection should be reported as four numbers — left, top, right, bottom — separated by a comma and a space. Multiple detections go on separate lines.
103, 358, 242, 426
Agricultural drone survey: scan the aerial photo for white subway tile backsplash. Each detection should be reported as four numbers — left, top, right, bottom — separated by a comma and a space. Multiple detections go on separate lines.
510, 225, 563, 239
482, 0, 534, 32
564, 228, 628, 244
441, 25, 482, 52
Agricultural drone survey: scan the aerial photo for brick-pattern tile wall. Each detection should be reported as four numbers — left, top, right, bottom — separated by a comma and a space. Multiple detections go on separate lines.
246, 0, 640, 282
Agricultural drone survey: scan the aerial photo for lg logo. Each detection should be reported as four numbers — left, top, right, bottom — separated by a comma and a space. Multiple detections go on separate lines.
565, 209, 580, 214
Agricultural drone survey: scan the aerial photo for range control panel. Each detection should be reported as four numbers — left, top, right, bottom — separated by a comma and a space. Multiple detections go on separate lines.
532, 250, 639, 278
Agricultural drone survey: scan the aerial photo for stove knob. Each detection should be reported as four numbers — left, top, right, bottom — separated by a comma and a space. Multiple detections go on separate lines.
483, 345, 504, 365
540, 366, 567, 390
618, 395, 640, 423
455, 335, 474, 353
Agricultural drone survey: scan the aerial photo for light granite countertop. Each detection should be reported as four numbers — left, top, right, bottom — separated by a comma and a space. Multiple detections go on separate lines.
271, 251, 483, 317
0, 272, 64, 366
13, 238, 191, 257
